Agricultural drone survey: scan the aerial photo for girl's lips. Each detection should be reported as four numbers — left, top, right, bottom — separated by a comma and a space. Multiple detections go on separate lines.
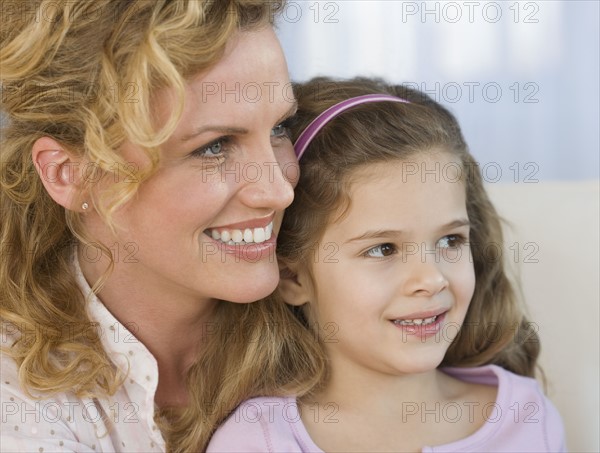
389, 311, 448, 338
390, 307, 449, 321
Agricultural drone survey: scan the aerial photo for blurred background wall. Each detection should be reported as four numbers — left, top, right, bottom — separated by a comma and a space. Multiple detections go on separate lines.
277, 0, 598, 181
276, 1, 599, 451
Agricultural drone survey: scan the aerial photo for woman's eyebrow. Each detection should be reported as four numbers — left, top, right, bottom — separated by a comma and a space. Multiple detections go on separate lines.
180, 102, 298, 143
279, 100, 298, 122
181, 125, 249, 142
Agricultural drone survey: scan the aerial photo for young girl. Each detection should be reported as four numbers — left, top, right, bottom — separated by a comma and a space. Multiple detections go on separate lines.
206, 78, 566, 452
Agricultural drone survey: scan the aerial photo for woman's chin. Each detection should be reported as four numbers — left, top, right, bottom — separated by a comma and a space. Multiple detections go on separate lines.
220, 271, 279, 304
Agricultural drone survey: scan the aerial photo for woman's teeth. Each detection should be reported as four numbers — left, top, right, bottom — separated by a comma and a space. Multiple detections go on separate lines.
393, 315, 438, 326
208, 222, 273, 245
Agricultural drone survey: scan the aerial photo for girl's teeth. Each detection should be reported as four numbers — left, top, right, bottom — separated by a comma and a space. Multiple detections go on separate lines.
394, 315, 438, 326
208, 222, 273, 245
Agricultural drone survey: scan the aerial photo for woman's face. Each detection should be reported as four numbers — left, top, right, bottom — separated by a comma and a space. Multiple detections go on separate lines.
83, 28, 298, 306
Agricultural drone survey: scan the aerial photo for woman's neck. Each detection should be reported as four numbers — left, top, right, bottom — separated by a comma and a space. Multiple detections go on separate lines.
78, 249, 217, 407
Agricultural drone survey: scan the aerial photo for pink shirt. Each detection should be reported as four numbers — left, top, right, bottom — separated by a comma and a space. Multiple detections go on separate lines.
1, 256, 166, 452
207, 365, 566, 452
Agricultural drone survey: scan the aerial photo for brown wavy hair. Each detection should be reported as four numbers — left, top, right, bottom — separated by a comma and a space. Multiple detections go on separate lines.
1, 1, 325, 450
278, 77, 540, 380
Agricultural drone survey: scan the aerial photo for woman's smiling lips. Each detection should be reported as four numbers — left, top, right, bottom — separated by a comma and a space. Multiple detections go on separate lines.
203, 214, 277, 261
205, 214, 275, 245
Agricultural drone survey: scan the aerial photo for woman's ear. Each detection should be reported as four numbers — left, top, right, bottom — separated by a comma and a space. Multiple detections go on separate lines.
32, 136, 86, 212
278, 262, 313, 307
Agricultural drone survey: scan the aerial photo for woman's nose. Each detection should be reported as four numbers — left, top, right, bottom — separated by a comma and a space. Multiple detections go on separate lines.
237, 148, 296, 211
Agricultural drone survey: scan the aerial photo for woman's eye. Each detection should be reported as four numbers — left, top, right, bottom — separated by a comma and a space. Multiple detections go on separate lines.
364, 243, 397, 258
271, 121, 291, 139
437, 234, 466, 249
191, 138, 227, 159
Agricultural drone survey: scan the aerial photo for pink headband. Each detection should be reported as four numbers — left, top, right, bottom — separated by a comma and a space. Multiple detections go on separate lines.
293, 94, 411, 160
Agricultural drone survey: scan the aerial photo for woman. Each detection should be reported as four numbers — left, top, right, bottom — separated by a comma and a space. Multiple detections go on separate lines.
1, 1, 321, 451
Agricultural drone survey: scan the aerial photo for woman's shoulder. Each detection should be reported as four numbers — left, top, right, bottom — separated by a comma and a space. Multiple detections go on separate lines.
438, 365, 566, 452
207, 396, 311, 453
1, 349, 165, 452
1, 331, 32, 402
0, 350, 84, 451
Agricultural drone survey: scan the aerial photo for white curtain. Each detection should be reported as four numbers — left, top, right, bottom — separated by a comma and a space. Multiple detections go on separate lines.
276, 1, 599, 181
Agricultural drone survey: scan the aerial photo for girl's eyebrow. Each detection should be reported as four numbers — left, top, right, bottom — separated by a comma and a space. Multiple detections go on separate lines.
345, 219, 471, 244
345, 229, 404, 244
439, 219, 471, 230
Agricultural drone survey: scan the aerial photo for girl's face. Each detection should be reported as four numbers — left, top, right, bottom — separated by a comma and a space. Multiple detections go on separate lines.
82, 28, 298, 306
301, 153, 475, 378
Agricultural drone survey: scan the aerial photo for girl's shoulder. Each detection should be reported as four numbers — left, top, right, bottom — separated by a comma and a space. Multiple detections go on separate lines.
435, 364, 566, 452
207, 396, 319, 453
441, 364, 553, 409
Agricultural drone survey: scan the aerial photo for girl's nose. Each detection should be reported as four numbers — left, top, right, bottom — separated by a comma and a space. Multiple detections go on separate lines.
403, 253, 449, 297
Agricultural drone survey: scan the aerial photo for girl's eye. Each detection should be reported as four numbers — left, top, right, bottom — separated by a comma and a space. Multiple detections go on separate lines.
364, 243, 397, 258
271, 121, 291, 139
437, 234, 466, 249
